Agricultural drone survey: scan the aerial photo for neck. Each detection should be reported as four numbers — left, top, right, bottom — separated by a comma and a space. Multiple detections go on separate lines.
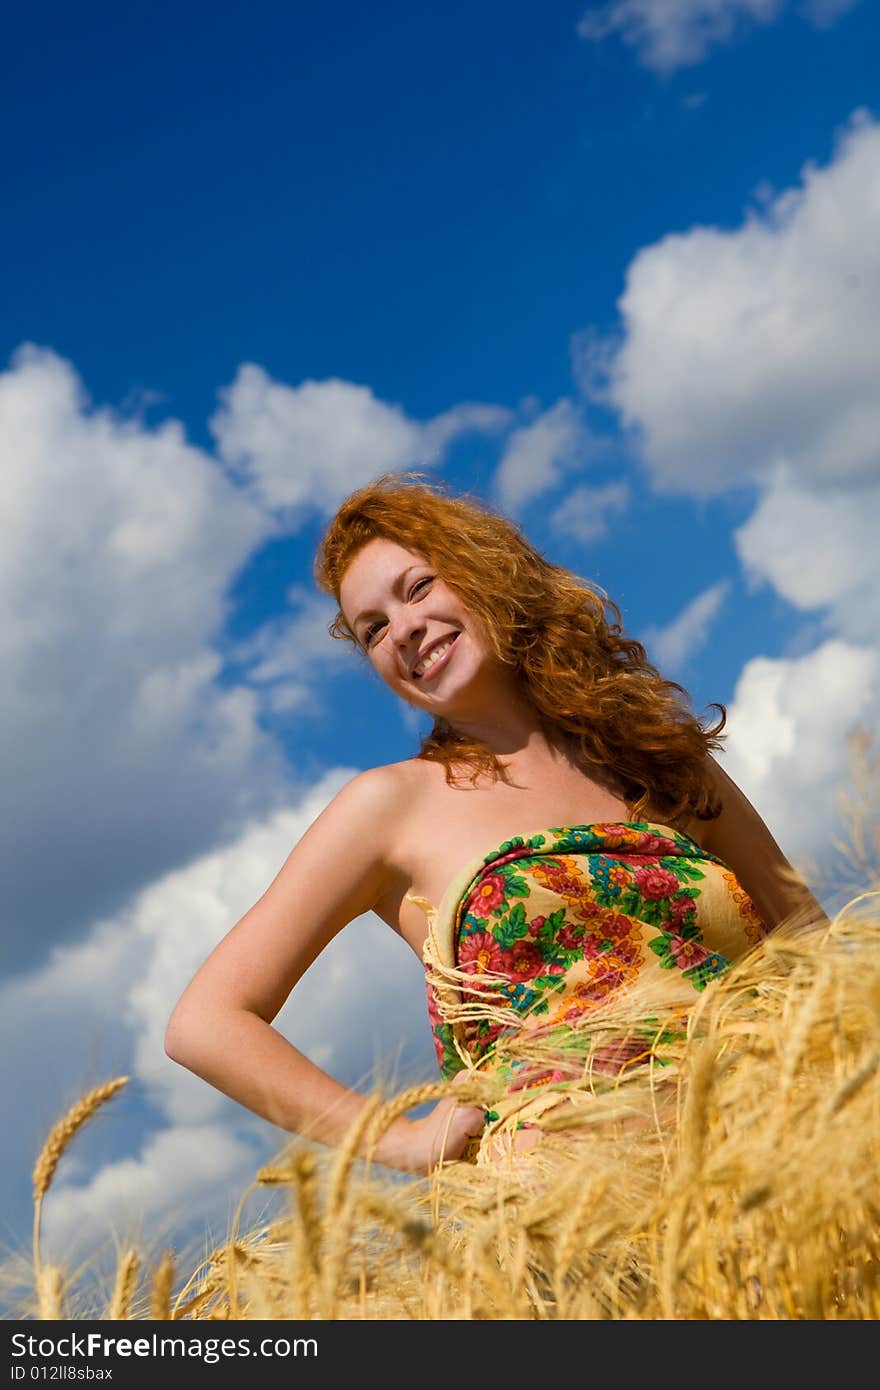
443, 689, 568, 763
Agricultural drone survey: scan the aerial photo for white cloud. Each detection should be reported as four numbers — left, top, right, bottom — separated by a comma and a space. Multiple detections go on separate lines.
582, 113, 880, 876
735, 472, 880, 643
0, 345, 290, 972
550, 480, 630, 544
226, 585, 351, 718
494, 400, 604, 513
641, 580, 731, 673
719, 639, 880, 862
210, 364, 510, 518
595, 111, 880, 494
42, 1124, 262, 1265
576, 0, 858, 73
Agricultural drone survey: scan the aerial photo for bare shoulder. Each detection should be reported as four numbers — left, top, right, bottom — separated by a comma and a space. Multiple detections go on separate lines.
315, 757, 439, 857
330, 761, 412, 815
331, 757, 436, 818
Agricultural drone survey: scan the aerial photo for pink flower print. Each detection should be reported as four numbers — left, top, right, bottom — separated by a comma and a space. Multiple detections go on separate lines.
459, 931, 504, 975
634, 865, 680, 900
583, 912, 638, 956
557, 920, 587, 950
592, 824, 640, 847
509, 940, 545, 979
579, 932, 604, 960
668, 935, 709, 969
633, 832, 679, 856
528, 914, 547, 938
668, 893, 695, 925
468, 873, 506, 916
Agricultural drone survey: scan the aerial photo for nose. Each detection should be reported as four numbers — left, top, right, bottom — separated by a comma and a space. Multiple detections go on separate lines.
387, 601, 423, 648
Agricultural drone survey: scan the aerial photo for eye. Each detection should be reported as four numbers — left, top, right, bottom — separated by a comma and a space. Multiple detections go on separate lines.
362, 576, 433, 648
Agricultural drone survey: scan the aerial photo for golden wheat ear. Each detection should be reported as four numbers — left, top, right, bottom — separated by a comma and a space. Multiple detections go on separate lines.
32, 1076, 129, 1285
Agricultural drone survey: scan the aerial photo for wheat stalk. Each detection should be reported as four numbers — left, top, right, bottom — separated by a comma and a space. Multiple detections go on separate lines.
36, 1264, 64, 1319
106, 1249, 138, 1320
150, 1250, 175, 1320
32, 1076, 129, 1282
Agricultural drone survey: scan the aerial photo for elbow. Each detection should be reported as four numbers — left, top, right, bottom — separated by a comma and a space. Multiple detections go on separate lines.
164, 1004, 198, 1066
163, 1019, 184, 1066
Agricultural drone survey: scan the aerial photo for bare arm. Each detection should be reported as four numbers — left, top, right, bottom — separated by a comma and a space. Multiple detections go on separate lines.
699, 755, 830, 934
164, 767, 483, 1172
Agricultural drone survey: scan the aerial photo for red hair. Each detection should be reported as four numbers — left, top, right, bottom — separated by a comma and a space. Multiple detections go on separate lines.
314, 473, 726, 823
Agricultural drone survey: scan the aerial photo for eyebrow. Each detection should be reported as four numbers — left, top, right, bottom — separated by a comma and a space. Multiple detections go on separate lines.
351, 565, 423, 632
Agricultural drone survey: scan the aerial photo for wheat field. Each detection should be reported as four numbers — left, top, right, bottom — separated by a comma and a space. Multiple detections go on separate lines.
15, 749, 880, 1322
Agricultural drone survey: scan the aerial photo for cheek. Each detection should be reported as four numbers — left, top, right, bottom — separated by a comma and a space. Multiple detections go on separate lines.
371, 650, 405, 686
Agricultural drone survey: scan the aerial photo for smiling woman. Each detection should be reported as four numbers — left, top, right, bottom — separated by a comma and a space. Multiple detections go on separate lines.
164, 472, 827, 1173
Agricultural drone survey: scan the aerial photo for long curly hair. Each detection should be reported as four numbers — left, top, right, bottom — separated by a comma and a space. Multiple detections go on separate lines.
313, 473, 726, 823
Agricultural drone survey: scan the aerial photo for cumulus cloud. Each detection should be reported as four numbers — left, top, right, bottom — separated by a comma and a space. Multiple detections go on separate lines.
42, 1124, 262, 1264
210, 364, 510, 518
493, 400, 606, 513
719, 640, 880, 862
593, 111, 880, 494
225, 585, 351, 718
576, 0, 858, 73
550, 480, 630, 544
734, 473, 880, 645
640, 580, 731, 673
0, 345, 293, 973
4, 768, 438, 1268
728, 472, 880, 856
582, 113, 880, 870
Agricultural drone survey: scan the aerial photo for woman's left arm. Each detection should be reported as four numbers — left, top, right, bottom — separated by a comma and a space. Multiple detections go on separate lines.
698, 756, 830, 934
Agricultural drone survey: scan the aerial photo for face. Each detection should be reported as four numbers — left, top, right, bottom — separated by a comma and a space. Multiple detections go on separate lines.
338, 537, 499, 715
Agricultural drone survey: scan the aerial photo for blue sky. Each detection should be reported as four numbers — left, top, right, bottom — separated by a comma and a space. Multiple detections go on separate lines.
2, 0, 878, 1304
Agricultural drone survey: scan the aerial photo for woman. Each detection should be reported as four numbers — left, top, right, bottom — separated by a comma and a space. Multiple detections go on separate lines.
164, 473, 823, 1173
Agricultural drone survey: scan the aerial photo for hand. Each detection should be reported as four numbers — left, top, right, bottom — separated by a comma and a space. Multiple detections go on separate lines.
368, 1072, 488, 1174
408, 1095, 486, 1173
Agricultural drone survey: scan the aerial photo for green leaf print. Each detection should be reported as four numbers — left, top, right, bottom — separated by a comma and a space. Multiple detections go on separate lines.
648, 935, 676, 969
535, 908, 567, 953
498, 871, 531, 900
636, 898, 669, 929
435, 1025, 461, 1076
495, 834, 545, 858
493, 901, 530, 949
661, 857, 705, 884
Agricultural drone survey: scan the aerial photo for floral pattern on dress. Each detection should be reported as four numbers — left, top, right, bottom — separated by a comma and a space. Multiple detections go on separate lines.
424, 822, 769, 1079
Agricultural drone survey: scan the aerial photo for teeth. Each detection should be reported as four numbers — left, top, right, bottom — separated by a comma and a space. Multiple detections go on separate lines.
414, 636, 455, 677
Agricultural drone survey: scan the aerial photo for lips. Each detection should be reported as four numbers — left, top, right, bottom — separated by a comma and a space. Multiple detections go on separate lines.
412, 631, 459, 679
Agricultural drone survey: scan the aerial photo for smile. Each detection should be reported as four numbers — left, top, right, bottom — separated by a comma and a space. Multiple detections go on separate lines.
412, 633, 459, 680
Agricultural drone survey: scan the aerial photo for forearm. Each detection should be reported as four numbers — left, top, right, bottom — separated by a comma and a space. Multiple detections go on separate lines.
165, 1006, 415, 1167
